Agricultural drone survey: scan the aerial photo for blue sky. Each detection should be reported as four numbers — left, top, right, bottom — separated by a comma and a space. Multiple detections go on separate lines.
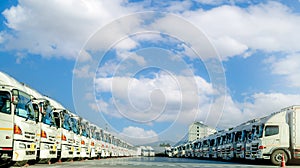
1, 0, 300, 145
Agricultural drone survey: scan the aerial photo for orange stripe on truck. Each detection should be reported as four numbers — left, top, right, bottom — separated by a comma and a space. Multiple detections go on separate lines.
0, 127, 13, 131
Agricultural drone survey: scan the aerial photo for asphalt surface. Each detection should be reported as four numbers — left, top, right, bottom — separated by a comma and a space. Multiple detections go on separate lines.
10, 157, 300, 168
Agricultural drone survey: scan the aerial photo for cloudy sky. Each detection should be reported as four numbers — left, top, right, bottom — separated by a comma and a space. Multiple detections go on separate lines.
1, 0, 300, 145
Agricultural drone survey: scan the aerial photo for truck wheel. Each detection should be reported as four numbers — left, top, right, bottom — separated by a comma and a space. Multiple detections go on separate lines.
270, 150, 288, 165
11, 160, 28, 167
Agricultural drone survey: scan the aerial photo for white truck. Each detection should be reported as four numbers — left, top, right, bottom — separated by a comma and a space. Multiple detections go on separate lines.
99, 126, 110, 158
184, 142, 192, 158
101, 130, 111, 158
250, 105, 300, 165
110, 135, 118, 157
0, 72, 38, 166
79, 117, 91, 159
94, 127, 104, 158
70, 114, 81, 159
89, 124, 97, 158
234, 121, 253, 159
193, 140, 201, 158
44, 96, 74, 161
24, 86, 60, 163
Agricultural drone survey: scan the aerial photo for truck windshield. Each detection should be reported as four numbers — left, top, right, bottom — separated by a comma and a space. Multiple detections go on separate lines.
230, 133, 234, 143
235, 131, 241, 142
100, 130, 104, 141
0, 91, 11, 114
241, 130, 246, 141
95, 132, 100, 140
42, 105, 55, 126
71, 118, 80, 135
107, 135, 111, 143
15, 91, 35, 121
53, 111, 61, 128
256, 125, 264, 138
104, 134, 110, 143
62, 112, 71, 131
219, 137, 223, 145
247, 130, 253, 140
81, 122, 90, 137
90, 127, 96, 139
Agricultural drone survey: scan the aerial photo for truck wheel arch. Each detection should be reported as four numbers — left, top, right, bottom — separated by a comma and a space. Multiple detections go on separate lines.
270, 149, 290, 165
270, 148, 291, 160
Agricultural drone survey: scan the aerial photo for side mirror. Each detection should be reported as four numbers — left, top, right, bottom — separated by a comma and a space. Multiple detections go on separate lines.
11, 89, 19, 105
38, 102, 46, 115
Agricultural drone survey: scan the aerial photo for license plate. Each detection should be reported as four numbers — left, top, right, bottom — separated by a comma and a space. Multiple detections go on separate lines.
30, 144, 35, 151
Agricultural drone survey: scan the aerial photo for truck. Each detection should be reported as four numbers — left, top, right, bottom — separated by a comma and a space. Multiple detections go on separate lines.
0, 72, 38, 166
94, 127, 103, 158
193, 140, 202, 158
79, 117, 91, 159
44, 96, 74, 161
70, 114, 81, 159
101, 131, 111, 158
89, 124, 98, 158
250, 105, 300, 165
24, 85, 60, 163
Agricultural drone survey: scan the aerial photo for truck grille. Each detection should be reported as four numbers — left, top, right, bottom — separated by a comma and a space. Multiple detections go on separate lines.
251, 143, 258, 154
25, 151, 35, 155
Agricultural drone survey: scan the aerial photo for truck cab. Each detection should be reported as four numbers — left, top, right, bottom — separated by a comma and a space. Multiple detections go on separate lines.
251, 109, 290, 165
25, 86, 60, 163
235, 123, 252, 159
70, 115, 81, 159
45, 97, 74, 160
0, 72, 38, 166
202, 138, 210, 158
89, 124, 97, 158
79, 118, 90, 159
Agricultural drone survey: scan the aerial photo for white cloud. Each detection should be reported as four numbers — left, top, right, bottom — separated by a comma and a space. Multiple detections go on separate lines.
114, 37, 139, 50
73, 65, 93, 78
2, 1, 299, 61
78, 50, 92, 62
95, 69, 300, 134
212, 36, 248, 60
165, 1, 193, 13
119, 126, 159, 145
121, 126, 158, 138
116, 50, 146, 66
182, 2, 300, 59
96, 61, 119, 78
217, 92, 300, 128
95, 73, 215, 124
1, 0, 136, 59
270, 53, 300, 87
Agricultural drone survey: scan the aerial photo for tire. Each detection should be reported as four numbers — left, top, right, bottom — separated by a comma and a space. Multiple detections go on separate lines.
11, 160, 28, 167
270, 150, 288, 166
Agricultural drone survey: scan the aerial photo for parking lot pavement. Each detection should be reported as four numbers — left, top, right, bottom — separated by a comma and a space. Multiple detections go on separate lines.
21, 157, 290, 168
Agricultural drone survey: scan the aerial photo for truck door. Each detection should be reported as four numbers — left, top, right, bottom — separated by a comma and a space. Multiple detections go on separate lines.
0, 91, 13, 149
264, 125, 281, 147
